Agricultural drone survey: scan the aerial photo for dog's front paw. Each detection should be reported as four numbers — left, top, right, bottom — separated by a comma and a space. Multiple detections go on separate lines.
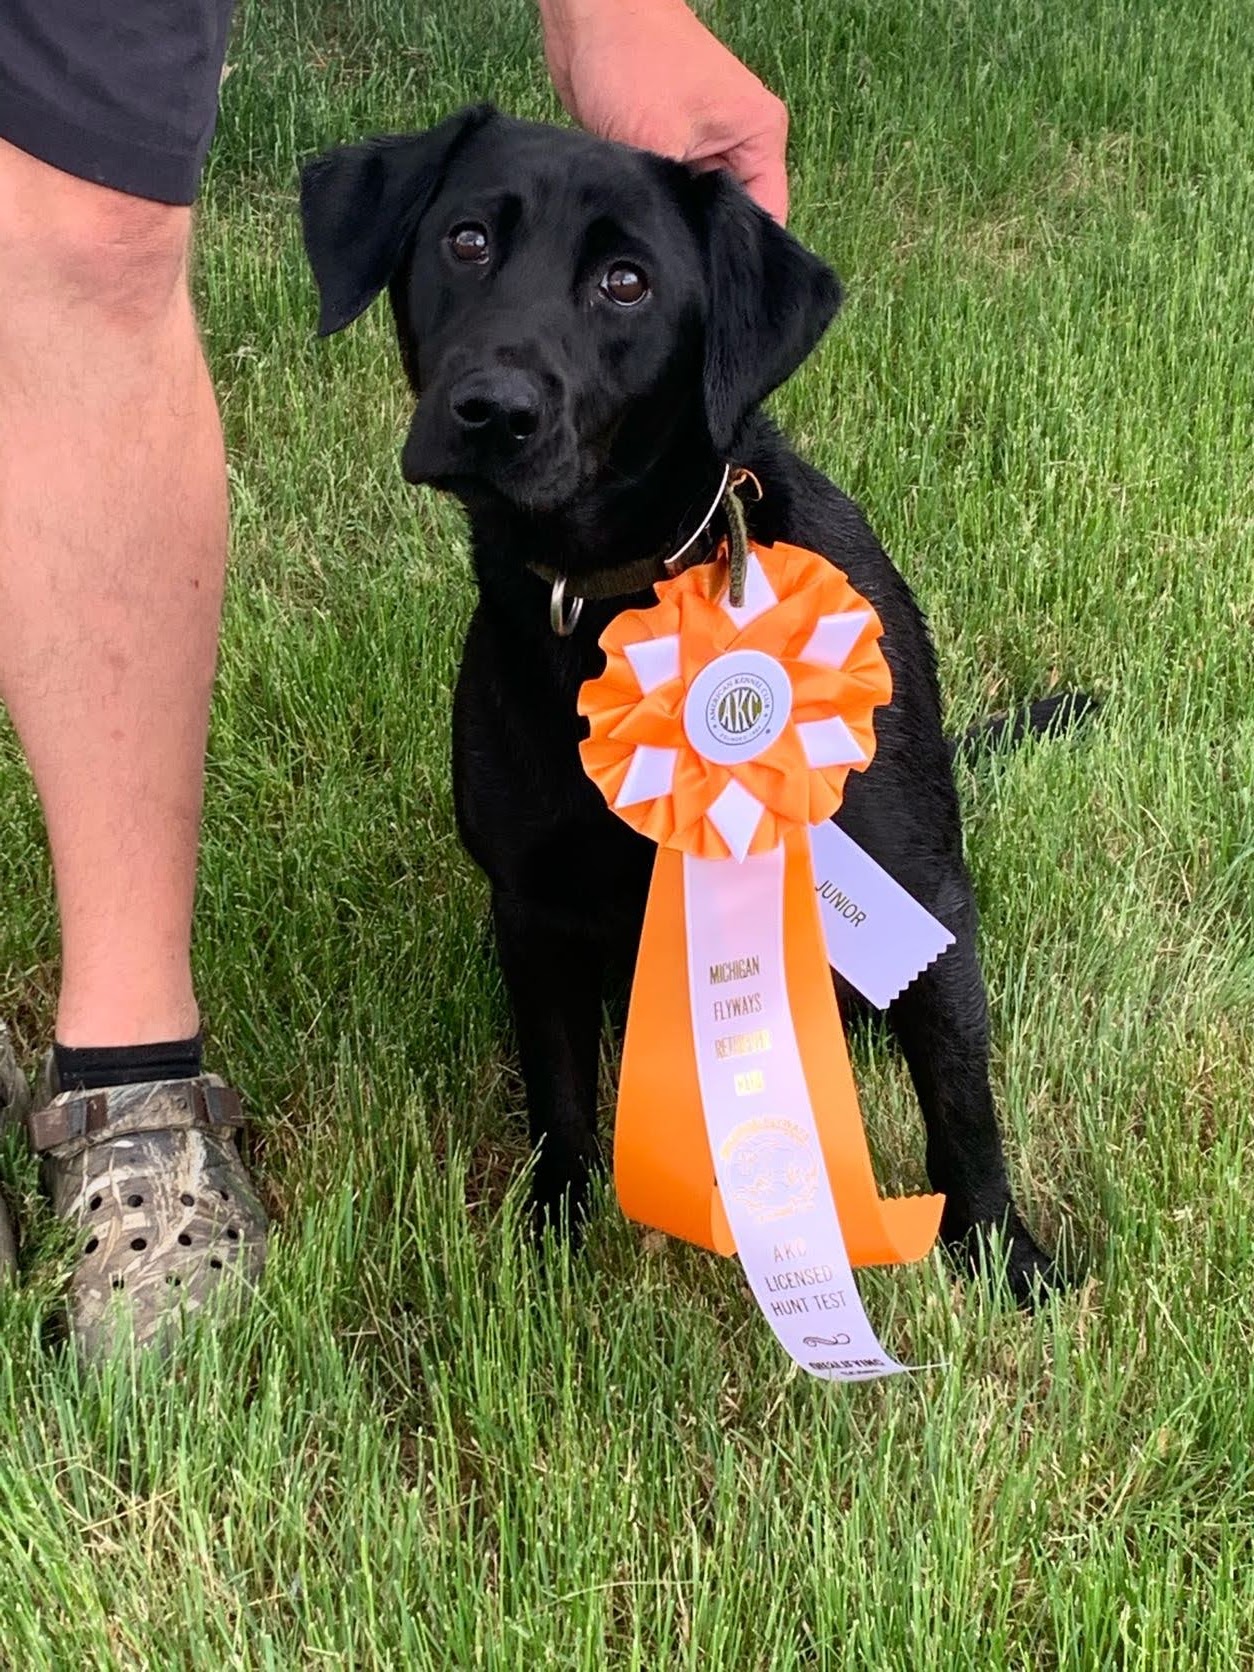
1001, 1217, 1065, 1308
530, 1140, 602, 1247
942, 1204, 1066, 1309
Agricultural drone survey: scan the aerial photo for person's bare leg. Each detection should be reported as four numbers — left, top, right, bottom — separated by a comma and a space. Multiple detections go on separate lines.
0, 141, 267, 1352
0, 139, 223, 1047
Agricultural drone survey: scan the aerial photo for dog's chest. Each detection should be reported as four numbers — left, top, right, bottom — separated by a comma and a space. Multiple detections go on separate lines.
452, 620, 656, 941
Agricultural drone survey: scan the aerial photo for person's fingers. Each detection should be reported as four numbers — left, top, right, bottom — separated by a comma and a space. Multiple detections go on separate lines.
680, 142, 790, 223
727, 137, 790, 224
719, 98, 789, 223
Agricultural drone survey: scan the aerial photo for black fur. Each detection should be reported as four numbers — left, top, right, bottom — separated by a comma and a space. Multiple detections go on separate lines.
301, 106, 1076, 1304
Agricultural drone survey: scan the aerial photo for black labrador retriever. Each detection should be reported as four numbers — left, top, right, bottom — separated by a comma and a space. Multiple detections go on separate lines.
301, 104, 1068, 1302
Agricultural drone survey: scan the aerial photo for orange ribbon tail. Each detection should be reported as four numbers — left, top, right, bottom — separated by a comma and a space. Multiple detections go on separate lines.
614, 826, 944, 1265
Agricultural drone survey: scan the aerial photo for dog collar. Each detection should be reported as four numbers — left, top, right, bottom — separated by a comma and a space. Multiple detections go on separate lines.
531, 464, 761, 637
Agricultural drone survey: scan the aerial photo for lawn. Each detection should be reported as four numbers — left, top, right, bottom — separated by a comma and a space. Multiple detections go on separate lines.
1, 0, 1252, 1664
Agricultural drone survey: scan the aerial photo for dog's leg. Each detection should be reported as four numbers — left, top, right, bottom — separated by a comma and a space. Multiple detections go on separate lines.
492, 891, 605, 1236
884, 894, 1057, 1305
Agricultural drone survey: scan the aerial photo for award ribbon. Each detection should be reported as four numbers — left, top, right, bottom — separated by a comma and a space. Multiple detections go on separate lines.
578, 541, 945, 1381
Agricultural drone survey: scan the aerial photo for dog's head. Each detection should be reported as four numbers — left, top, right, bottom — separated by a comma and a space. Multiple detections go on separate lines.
301, 105, 840, 515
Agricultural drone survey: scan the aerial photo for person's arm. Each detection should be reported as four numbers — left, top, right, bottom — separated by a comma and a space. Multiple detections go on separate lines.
536, 0, 790, 223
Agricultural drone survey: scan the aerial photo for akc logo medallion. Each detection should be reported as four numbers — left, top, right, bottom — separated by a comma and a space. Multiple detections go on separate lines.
684, 650, 792, 766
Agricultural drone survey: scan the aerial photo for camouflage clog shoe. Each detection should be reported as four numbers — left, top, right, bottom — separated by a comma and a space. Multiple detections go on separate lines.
28, 1073, 268, 1358
0, 1022, 30, 1274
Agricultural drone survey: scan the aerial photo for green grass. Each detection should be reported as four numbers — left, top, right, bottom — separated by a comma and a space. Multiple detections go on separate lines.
2, 0, 1253, 1662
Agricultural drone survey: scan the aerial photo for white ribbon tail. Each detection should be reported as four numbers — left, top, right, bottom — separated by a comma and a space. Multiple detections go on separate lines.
682, 844, 911, 1383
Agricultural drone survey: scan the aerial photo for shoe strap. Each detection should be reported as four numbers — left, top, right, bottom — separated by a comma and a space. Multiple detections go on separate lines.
28, 1079, 243, 1153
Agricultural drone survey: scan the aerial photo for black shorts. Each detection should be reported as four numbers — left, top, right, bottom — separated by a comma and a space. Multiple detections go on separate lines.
0, 1, 237, 206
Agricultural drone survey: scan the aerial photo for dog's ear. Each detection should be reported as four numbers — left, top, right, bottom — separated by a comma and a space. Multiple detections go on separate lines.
299, 104, 496, 337
695, 172, 842, 454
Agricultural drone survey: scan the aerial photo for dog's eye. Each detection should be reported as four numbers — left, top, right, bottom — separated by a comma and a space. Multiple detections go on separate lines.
448, 222, 491, 264
601, 264, 650, 307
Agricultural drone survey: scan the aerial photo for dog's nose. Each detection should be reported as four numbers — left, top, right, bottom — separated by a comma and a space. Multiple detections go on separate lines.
449, 369, 543, 447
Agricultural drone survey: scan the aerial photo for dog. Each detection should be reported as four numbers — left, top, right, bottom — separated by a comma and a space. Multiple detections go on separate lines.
301, 104, 1076, 1303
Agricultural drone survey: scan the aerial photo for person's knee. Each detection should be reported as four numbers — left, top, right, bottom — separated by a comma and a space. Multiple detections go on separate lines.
0, 139, 192, 330
65, 194, 190, 323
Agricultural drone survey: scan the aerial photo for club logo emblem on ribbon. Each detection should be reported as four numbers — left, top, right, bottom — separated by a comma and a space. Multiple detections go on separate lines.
578, 540, 946, 1381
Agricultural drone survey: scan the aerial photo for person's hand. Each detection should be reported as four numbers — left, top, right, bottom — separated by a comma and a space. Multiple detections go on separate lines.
537, 0, 789, 222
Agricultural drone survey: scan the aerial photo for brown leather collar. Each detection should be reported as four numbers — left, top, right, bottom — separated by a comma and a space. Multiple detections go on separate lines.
527, 463, 734, 605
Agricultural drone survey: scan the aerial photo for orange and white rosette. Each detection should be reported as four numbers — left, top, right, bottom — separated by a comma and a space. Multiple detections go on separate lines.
579, 541, 944, 1381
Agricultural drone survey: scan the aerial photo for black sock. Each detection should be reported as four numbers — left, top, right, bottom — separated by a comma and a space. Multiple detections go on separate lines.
53, 1035, 203, 1093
